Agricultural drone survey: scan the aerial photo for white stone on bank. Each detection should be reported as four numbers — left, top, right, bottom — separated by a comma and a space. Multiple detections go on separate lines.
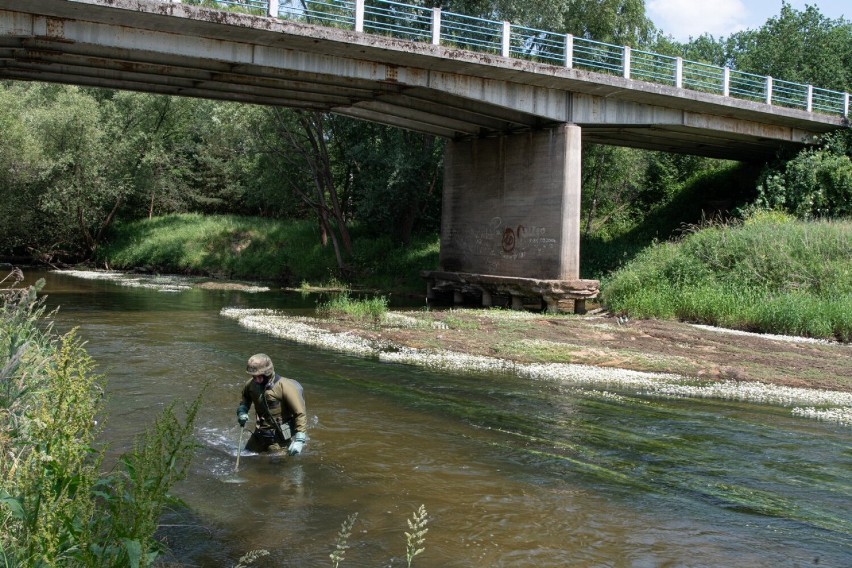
219, 308, 851, 426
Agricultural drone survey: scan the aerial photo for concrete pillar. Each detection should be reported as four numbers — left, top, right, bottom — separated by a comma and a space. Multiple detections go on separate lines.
481, 289, 492, 307
560, 124, 582, 279
511, 295, 523, 310
439, 124, 582, 280
426, 279, 435, 300
453, 290, 463, 304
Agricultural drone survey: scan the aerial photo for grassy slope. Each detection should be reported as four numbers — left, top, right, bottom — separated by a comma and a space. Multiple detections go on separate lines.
602, 212, 852, 341
96, 213, 439, 292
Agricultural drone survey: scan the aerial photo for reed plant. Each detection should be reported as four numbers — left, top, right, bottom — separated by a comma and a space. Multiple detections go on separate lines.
1, 271, 201, 567
602, 213, 852, 341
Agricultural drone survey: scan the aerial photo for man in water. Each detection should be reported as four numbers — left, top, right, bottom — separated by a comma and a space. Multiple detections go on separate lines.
236, 353, 307, 455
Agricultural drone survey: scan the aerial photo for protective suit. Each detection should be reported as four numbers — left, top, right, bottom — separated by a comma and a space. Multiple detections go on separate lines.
236, 353, 307, 455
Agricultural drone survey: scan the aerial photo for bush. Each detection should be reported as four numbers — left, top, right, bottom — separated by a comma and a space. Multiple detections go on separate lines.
756, 131, 852, 218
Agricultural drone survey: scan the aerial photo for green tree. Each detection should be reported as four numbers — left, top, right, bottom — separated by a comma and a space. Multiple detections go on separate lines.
0, 84, 48, 256
344, 122, 443, 244
425, 0, 654, 45
756, 130, 852, 218
724, 2, 852, 92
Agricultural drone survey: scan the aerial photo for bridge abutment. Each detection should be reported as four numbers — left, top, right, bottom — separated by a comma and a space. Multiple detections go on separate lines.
423, 124, 599, 313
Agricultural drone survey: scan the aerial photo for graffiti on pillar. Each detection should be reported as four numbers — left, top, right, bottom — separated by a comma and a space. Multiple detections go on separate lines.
454, 217, 556, 260
501, 225, 524, 253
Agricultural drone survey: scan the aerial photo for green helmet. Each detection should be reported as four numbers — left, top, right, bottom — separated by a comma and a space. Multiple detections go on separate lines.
246, 353, 274, 377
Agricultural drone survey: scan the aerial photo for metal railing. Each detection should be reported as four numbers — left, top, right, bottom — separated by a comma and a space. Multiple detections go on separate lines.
179, 0, 851, 118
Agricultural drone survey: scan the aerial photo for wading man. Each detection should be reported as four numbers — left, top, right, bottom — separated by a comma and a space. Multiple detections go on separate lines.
236, 353, 307, 455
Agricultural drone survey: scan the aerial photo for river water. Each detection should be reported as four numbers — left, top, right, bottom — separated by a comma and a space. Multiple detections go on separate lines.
23, 269, 851, 567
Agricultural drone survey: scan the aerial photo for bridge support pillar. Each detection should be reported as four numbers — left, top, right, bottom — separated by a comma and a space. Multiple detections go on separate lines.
423, 124, 599, 313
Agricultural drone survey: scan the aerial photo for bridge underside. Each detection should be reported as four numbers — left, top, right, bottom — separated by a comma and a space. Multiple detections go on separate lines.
0, 0, 842, 161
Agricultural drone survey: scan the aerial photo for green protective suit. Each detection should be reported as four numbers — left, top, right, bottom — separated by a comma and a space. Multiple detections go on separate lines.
239, 373, 306, 452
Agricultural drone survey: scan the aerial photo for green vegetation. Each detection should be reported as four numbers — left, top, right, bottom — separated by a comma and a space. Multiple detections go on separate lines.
317, 292, 390, 325
1, 274, 201, 567
602, 213, 852, 341
96, 214, 439, 291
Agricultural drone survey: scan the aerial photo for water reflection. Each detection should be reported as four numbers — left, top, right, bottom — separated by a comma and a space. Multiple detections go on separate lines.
17, 269, 852, 567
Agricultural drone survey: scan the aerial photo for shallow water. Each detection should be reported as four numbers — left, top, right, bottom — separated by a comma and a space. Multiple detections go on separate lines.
22, 269, 852, 567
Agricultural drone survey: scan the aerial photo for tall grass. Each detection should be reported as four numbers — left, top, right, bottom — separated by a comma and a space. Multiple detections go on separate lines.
97, 214, 440, 292
317, 292, 389, 325
602, 213, 852, 341
1, 271, 201, 567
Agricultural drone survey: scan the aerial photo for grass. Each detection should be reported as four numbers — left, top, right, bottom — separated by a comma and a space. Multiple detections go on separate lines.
317, 292, 389, 325
602, 212, 852, 341
97, 214, 439, 293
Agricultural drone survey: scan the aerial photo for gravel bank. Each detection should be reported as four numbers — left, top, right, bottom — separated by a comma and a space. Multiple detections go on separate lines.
221, 308, 852, 426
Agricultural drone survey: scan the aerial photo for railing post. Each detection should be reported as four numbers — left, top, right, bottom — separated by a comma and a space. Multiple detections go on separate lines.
267, 0, 278, 18
564, 33, 573, 69
845, 92, 850, 117
501, 21, 510, 58
622, 46, 631, 79
675, 57, 683, 88
431, 8, 441, 46
765, 76, 773, 105
723, 66, 730, 97
806, 85, 813, 112
355, 0, 364, 33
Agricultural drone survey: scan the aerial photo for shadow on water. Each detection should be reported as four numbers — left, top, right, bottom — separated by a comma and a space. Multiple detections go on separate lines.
20, 269, 852, 567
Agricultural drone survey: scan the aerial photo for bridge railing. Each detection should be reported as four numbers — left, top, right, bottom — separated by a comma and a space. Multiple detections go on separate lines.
183, 0, 851, 118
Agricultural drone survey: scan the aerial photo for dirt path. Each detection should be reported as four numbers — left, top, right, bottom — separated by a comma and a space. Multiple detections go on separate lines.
315, 310, 852, 393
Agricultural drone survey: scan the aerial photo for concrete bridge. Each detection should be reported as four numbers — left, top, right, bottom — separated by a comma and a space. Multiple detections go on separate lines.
1, 0, 848, 312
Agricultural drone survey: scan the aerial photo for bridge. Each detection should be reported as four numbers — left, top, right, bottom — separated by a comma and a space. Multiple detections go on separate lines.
1, 0, 849, 312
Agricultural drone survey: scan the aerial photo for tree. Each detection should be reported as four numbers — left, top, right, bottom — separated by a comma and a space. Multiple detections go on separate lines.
0, 83, 48, 256
756, 130, 852, 219
724, 2, 852, 92
343, 122, 443, 244
423, 0, 655, 46
255, 109, 355, 275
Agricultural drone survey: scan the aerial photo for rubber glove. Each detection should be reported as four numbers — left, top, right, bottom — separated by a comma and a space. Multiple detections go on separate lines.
236, 405, 249, 427
288, 432, 306, 455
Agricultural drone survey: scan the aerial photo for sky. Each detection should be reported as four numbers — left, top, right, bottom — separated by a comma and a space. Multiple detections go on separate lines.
646, 1, 850, 42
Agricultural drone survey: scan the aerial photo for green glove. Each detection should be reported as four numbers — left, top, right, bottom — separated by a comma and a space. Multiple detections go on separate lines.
236, 405, 249, 427
288, 432, 306, 455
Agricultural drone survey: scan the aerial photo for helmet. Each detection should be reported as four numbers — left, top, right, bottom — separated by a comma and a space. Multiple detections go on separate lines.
246, 353, 274, 377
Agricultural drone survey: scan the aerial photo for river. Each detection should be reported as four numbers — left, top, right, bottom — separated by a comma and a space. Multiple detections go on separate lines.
22, 269, 851, 567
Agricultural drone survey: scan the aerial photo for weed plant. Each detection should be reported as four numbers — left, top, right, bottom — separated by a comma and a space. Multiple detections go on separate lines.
317, 292, 389, 326
602, 213, 852, 341
1, 272, 201, 567
326, 505, 428, 567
